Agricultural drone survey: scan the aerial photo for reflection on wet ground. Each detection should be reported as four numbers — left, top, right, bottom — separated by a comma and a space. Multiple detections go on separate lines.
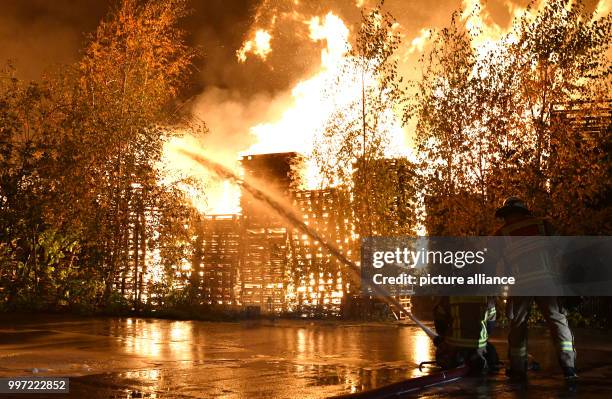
1, 315, 611, 398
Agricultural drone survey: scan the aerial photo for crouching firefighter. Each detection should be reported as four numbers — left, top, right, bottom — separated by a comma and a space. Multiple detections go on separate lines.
433, 296, 498, 373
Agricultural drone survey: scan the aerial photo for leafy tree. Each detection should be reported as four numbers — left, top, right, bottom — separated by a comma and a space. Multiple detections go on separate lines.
312, 2, 416, 237
410, 13, 489, 235
0, 0, 198, 311
69, 0, 196, 307
0, 67, 81, 309
413, 0, 611, 235
500, 0, 611, 233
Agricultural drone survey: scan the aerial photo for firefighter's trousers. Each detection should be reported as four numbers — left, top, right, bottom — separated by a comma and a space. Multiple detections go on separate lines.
434, 297, 489, 370
508, 296, 576, 372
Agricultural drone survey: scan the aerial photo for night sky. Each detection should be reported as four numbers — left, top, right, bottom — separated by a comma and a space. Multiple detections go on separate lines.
3, 0, 572, 93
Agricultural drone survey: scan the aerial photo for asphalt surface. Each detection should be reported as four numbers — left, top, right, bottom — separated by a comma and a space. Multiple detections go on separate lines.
1, 315, 611, 398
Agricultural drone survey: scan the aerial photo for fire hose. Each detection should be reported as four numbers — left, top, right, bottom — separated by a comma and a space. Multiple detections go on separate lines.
332, 366, 469, 399
190, 150, 545, 397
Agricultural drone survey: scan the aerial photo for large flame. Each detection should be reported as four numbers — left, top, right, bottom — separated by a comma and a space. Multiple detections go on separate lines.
165, 0, 587, 214
247, 12, 411, 188
162, 10, 412, 214
160, 135, 242, 214
407, 28, 431, 54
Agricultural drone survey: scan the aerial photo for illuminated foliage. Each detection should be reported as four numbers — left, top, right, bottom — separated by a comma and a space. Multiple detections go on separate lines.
413, 0, 611, 235
0, 0, 196, 311
312, 2, 417, 237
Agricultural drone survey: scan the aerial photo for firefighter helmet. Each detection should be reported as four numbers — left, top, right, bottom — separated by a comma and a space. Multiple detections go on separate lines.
495, 196, 530, 218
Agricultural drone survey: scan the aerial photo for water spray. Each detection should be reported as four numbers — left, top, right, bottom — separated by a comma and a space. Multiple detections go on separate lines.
179, 149, 438, 341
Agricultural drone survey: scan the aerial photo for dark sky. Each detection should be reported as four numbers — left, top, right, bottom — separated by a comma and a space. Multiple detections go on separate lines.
1, 0, 552, 94
1, 0, 351, 95
0, 0, 261, 93
0, 0, 107, 80
1, 0, 603, 90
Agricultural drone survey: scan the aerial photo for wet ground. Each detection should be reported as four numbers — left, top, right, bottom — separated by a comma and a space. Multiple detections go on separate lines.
0, 315, 611, 398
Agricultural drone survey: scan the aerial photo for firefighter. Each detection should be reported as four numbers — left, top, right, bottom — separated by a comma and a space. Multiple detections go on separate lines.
433, 296, 490, 373
494, 196, 577, 381
485, 296, 500, 370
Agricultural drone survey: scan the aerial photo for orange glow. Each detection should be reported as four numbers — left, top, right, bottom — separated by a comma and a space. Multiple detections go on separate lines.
407, 28, 431, 54
159, 135, 241, 215
246, 12, 412, 189
161, 11, 414, 212
237, 29, 272, 62
594, 0, 611, 19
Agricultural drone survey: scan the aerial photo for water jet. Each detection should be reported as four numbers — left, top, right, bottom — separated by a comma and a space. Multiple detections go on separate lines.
178, 148, 438, 340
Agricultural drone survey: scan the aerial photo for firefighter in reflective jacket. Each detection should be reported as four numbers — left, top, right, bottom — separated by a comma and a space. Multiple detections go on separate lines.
433, 296, 493, 372
494, 196, 577, 381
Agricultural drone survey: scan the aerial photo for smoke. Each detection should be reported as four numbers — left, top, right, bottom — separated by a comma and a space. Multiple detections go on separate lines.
2, 0, 604, 85
182, 0, 546, 174
189, 87, 294, 160
0, 0, 106, 81
188, 0, 542, 135
5, 0, 607, 194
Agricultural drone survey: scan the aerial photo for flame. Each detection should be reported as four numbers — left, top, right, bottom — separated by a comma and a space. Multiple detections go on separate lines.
594, 0, 611, 19
237, 29, 273, 62
163, 10, 416, 212
246, 12, 411, 189
407, 28, 431, 54
461, 0, 507, 58
160, 135, 241, 215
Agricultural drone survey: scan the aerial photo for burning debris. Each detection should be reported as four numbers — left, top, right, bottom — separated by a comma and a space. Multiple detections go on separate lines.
182, 152, 358, 315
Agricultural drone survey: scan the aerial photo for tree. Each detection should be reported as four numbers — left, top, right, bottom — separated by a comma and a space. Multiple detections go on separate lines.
312, 2, 416, 237
413, 0, 611, 235
500, 0, 611, 233
0, 66, 84, 309
411, 13, 489, 235
69, 0, 196, 307
0, 0, 198, 311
